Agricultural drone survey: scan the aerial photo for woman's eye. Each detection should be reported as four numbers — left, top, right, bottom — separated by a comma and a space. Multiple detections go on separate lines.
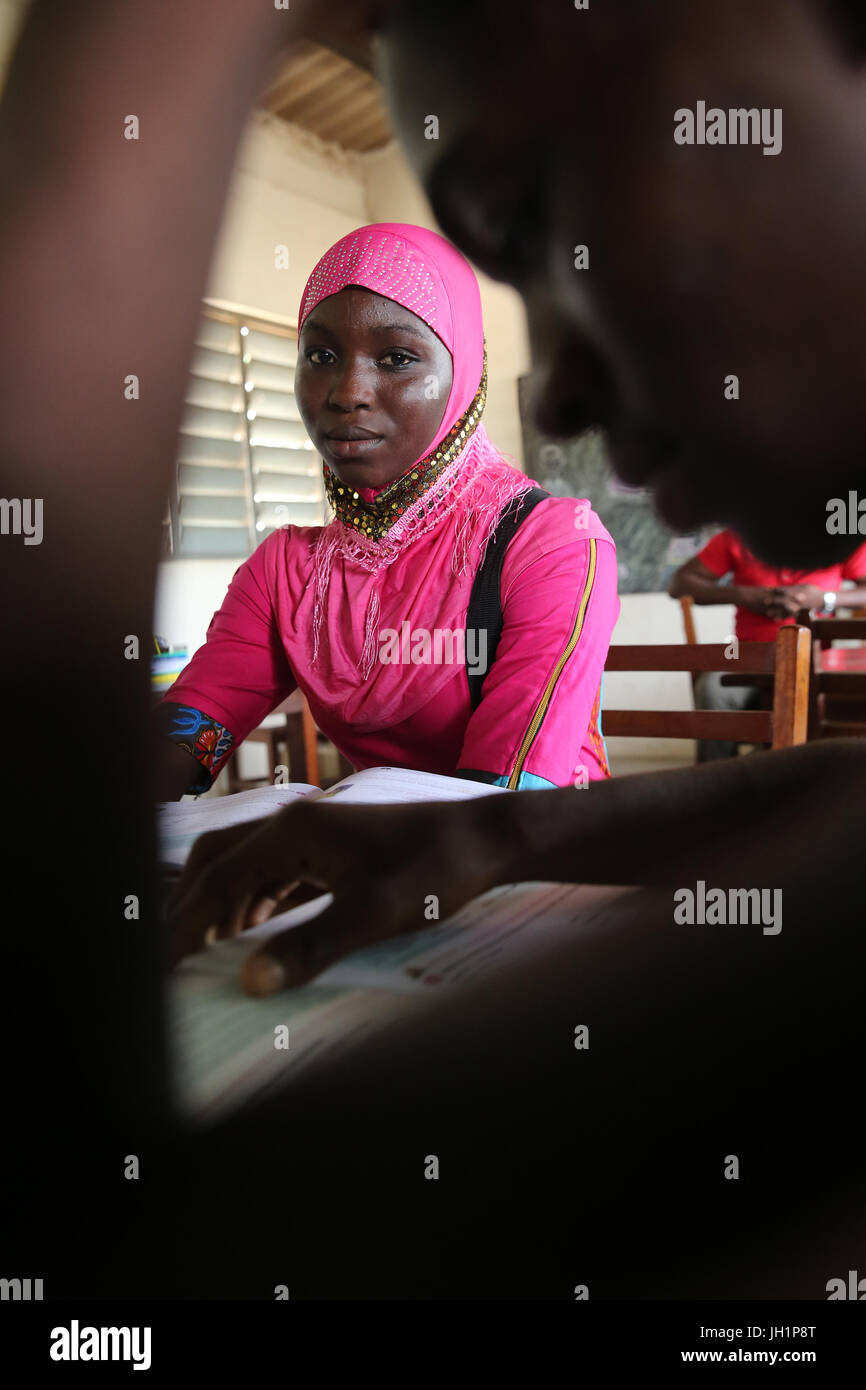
380, 351, 416, 367
306, 349, 335, 365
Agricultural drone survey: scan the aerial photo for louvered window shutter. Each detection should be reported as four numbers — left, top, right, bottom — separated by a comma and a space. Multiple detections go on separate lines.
169, 307, 323, 558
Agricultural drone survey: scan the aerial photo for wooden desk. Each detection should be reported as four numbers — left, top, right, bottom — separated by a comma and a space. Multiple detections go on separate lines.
810, 643, 866, 737
815, 647, 866, 673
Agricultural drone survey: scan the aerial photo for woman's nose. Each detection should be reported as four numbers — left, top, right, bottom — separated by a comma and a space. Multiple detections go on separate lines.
327, 359, 376, 412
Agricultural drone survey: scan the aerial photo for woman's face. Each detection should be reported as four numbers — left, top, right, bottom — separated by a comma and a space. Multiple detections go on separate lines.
295, 286, 454, 491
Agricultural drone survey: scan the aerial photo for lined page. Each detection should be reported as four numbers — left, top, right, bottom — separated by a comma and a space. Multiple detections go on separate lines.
156, 783, 318, 866
157, 768, 506, 866
169, 882, 632, 1119
309, 765, 511, 806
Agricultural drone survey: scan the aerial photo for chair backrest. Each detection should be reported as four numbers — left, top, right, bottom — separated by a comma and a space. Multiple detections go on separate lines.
804, 617, 866, 739
807, 617, 866, 644
678, 594, 699, 698
679, 594, 698, 645
603, 624, 811, 750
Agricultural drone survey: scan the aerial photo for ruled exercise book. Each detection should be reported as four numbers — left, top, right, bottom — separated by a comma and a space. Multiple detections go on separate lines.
159, 767, 630, 1119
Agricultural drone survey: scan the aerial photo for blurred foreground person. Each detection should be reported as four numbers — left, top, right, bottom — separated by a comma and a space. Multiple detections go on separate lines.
2, 0, 866, 1300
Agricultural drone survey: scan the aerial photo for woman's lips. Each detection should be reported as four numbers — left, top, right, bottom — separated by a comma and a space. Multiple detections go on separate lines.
324, 436, 384, 459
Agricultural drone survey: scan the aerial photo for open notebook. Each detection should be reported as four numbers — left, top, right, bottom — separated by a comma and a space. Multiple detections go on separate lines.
156, 764, 510, 868
160, 767, 631, 1120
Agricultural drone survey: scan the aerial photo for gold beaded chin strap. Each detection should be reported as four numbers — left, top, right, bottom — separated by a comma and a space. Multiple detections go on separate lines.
323, 350, 489, 542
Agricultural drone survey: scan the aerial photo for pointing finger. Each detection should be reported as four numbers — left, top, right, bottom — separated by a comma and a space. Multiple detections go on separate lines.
240, 884, 406, 996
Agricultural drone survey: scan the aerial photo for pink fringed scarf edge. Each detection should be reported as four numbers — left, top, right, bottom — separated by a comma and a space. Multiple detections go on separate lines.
311, 425, 536, 679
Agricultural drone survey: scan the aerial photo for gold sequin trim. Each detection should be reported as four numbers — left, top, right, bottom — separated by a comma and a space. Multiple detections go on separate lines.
323, 349, 488, 542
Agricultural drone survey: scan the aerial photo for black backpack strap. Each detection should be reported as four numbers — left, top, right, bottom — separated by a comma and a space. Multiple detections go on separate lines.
466, 486, 550, 711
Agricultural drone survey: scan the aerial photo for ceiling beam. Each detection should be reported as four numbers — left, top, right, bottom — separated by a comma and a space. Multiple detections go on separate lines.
305, 31, 377, 74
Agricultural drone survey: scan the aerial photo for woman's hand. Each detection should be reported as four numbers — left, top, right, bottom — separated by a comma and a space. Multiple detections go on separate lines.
165, 798, 506, 993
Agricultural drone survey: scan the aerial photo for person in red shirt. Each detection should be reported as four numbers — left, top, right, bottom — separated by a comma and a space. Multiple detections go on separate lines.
669, 529, 866, 759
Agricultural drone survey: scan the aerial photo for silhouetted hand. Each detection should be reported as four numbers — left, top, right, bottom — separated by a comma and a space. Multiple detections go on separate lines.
166, 798, 504, 993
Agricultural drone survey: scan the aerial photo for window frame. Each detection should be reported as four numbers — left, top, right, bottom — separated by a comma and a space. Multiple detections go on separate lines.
164, 303, 321, 560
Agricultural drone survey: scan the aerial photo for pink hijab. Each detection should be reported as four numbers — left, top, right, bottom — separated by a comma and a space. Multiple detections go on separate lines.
299, 221, 485, 465
298, 223, 535, 674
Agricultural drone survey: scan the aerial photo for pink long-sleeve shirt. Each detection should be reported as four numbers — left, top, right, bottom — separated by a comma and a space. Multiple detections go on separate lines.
161, 496, 619, 791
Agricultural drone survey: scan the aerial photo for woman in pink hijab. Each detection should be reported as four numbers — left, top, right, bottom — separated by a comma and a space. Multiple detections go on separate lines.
155, 223, 619, 796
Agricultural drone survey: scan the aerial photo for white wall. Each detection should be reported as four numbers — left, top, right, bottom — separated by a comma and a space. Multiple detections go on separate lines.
153, 558, 238, 654
205, 112, 367, 323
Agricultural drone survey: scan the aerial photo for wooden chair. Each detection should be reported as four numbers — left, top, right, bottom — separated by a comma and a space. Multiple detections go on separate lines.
603, 624, 811, 751
678, 594, 699, 699
804, 617, 866, 740
225, 691, 322, 792
679, 594, 698, 646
